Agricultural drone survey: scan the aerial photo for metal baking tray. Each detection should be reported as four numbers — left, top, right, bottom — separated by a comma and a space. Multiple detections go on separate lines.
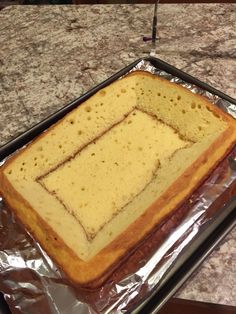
1, 208, 235, 314
0, 56, 236, 313
133, 197, 236, 313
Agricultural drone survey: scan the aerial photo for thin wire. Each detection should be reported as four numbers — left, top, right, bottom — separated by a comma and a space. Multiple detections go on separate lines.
150, 0, 160, 56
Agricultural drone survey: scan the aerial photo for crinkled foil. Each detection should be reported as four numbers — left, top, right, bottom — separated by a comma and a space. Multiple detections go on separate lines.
0, 60, 236, 314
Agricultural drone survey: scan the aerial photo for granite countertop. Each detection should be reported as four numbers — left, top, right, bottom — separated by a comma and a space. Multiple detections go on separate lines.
0, 3, 236, 309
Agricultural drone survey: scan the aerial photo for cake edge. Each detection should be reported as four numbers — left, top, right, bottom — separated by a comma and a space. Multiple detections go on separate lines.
1, 122, 235, 288
0, 72, 236, 288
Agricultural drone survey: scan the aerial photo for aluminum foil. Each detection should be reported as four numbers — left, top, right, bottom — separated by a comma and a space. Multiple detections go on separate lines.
0, 59, 236, 314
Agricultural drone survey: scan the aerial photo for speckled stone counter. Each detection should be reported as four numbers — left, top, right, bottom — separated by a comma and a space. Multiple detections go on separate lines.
0, 3, 236, 307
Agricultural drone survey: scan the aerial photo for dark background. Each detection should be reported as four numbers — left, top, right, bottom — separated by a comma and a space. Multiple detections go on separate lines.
0, 0, 236, 6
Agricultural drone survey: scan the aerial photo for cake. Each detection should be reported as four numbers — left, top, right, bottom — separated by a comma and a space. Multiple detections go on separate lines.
0, 71, 235, 288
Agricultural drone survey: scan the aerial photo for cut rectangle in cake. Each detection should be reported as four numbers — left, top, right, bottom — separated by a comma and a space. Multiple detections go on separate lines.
0, 71, 236, 288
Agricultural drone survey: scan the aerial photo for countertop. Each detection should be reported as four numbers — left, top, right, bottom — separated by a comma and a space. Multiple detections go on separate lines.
0, 3, 236, 309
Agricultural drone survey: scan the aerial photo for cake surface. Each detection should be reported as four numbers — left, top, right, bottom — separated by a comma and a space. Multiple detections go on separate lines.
0, 71, 236, 287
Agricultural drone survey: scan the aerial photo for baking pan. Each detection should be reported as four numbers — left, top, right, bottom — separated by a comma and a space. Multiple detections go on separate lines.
0, 206, 235, 314
133, 197, 236, 313
0, 57, 236, 313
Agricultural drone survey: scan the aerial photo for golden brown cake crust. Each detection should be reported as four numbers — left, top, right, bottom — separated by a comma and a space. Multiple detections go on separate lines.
0, 71, 236, 289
